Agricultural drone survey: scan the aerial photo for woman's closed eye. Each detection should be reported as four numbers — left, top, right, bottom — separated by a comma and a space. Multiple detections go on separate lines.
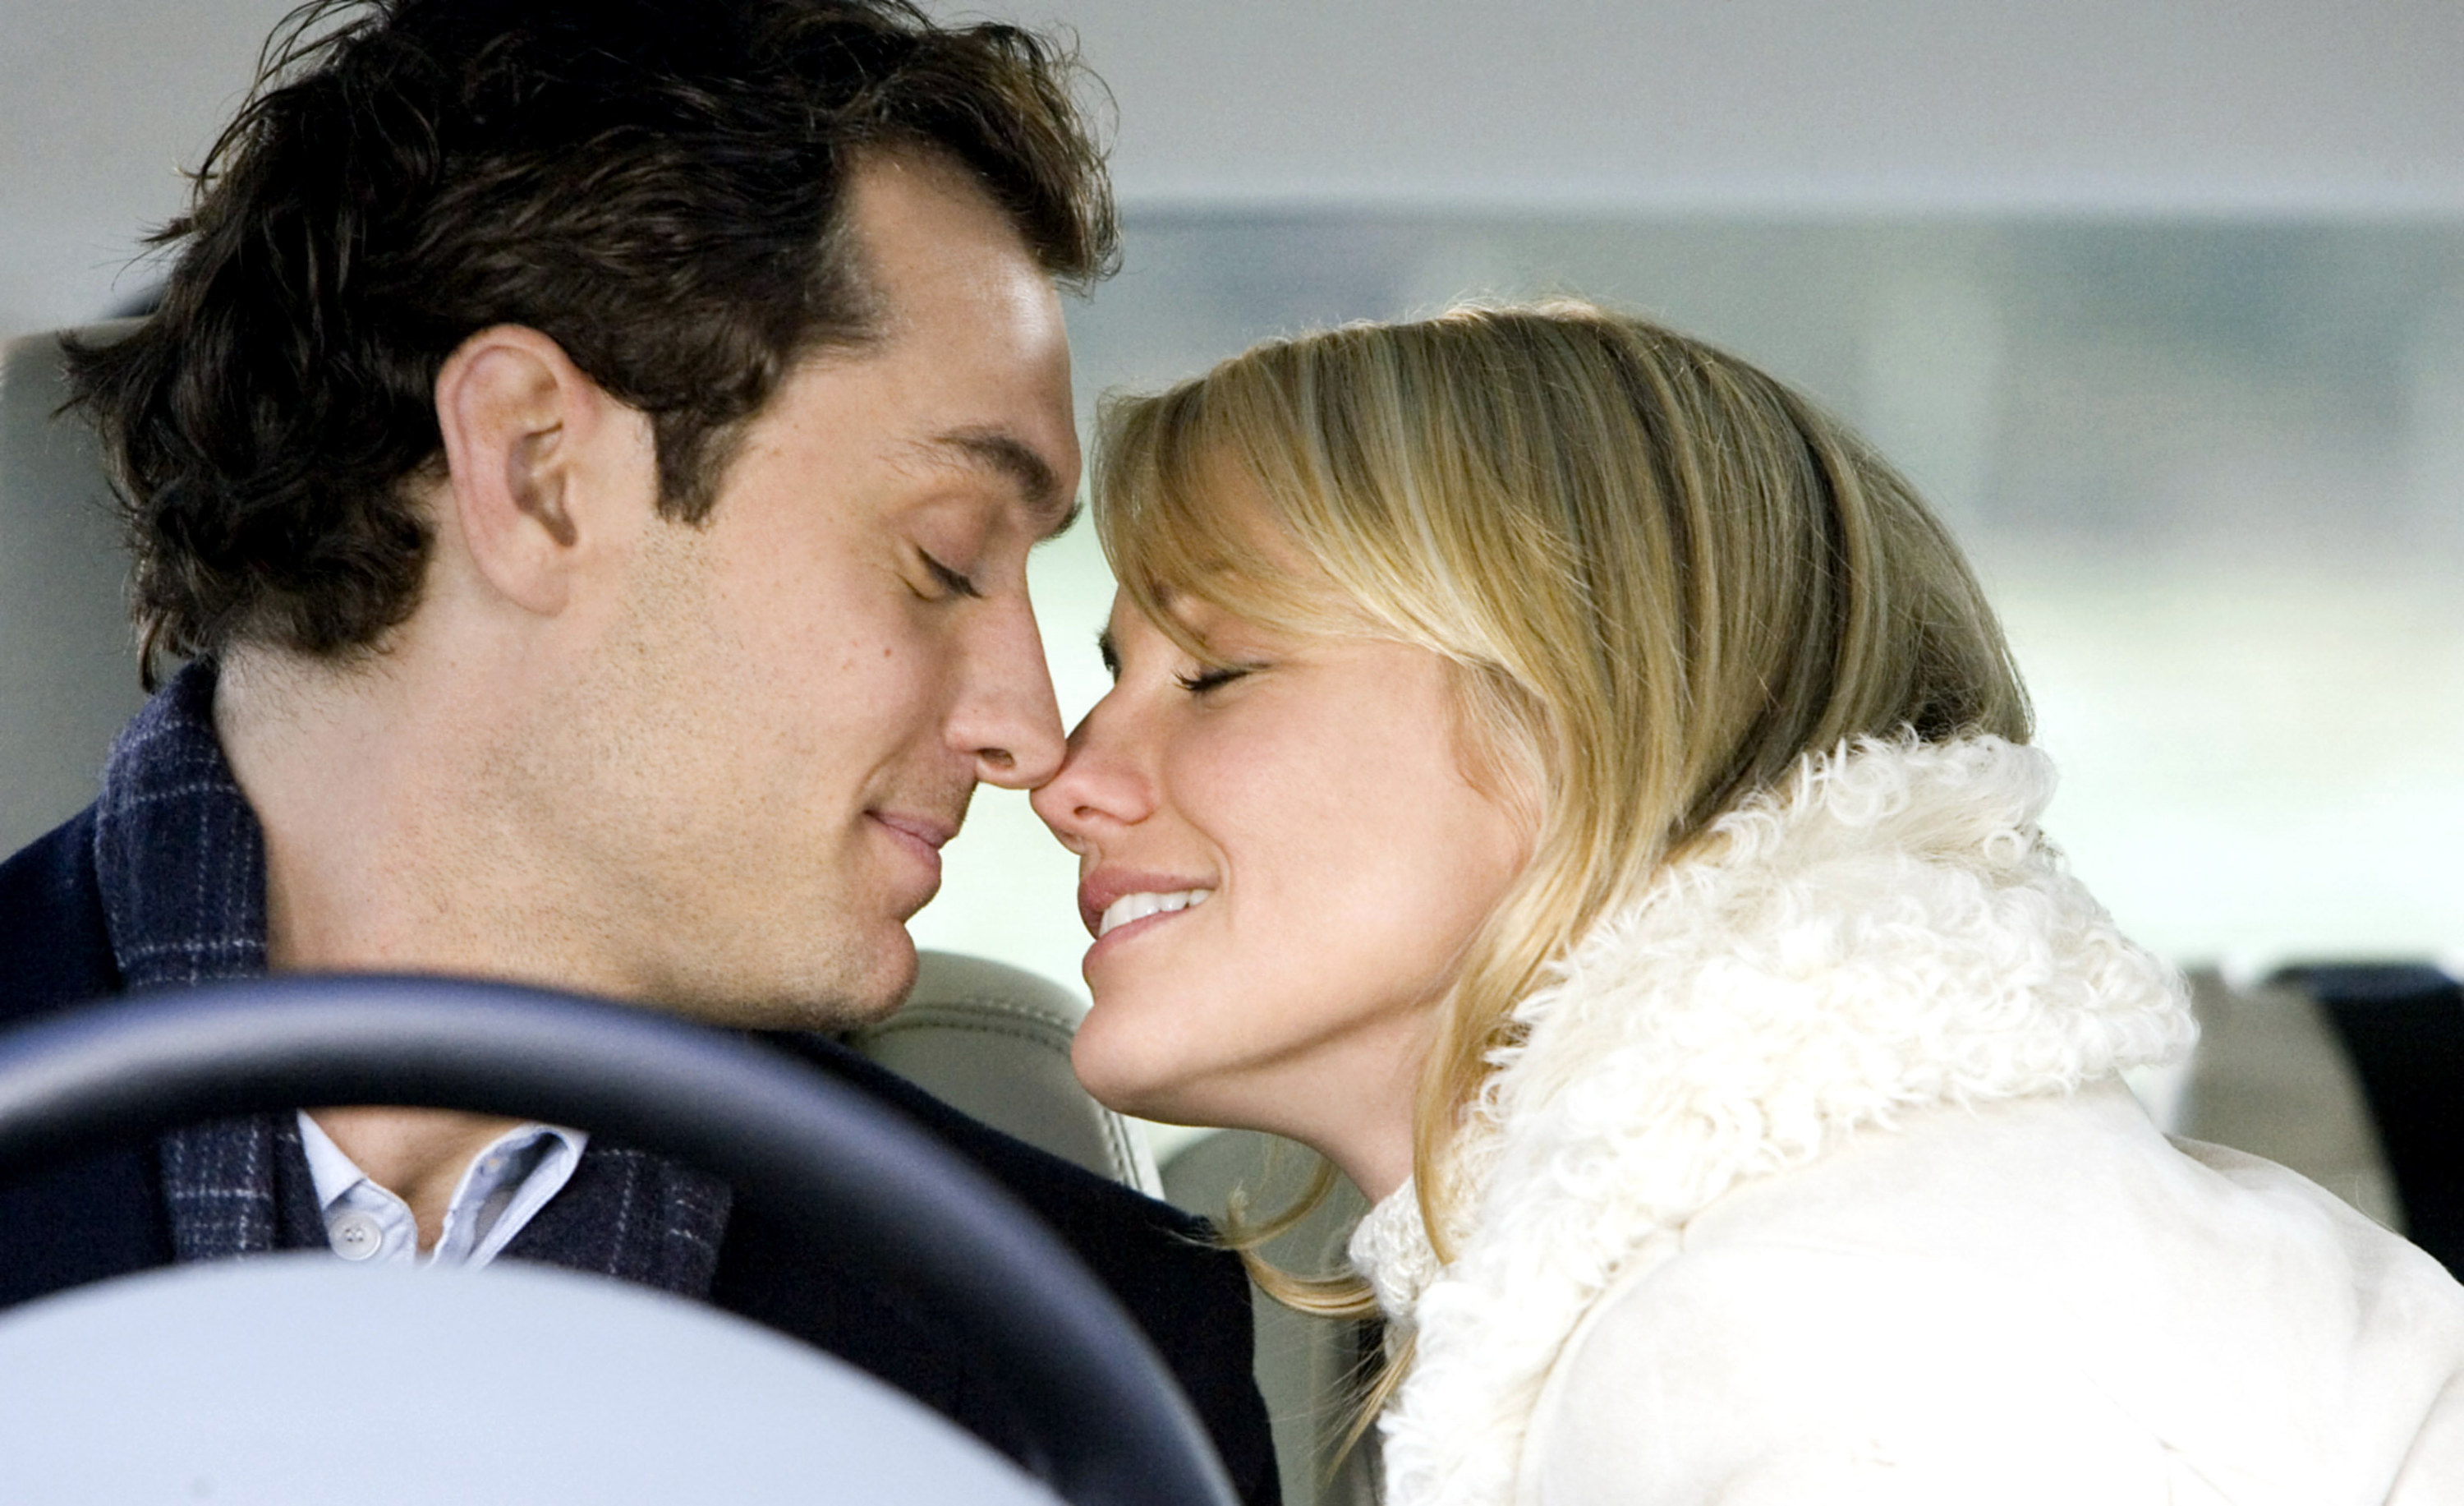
1175, 663, 1255, 694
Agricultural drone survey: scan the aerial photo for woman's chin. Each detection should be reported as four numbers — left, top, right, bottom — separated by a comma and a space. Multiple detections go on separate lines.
1069, 1024, 1218, 1127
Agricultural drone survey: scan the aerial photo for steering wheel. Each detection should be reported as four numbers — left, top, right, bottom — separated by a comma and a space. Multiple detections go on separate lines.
0, 974, 1240, 1506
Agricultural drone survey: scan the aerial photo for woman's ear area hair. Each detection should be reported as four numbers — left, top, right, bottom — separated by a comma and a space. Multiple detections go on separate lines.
432, 325, 657, 617
1443, 658, 1553, 853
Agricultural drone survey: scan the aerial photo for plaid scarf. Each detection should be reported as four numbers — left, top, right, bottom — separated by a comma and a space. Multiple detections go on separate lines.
91, 662, 729, 1292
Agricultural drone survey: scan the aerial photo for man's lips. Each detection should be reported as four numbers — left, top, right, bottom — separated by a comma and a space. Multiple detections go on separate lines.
1077, 868, 1216, 940
871, 810, 958, 873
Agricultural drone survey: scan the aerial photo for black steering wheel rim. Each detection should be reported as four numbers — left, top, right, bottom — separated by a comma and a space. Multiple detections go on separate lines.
0, 974, 1239, 1506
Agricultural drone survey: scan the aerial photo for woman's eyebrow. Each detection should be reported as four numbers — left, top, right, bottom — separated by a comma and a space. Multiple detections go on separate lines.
1095, 627, 1119, 678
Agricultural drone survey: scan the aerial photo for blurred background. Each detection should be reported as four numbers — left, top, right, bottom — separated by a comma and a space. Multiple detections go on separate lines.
5, 0, 2461, 1001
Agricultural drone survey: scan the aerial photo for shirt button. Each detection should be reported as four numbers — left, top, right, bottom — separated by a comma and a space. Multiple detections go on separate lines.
330, 1211, 385, 1261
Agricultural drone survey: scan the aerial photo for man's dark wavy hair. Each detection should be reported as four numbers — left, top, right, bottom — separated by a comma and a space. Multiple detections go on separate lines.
67, 0, 1118, 679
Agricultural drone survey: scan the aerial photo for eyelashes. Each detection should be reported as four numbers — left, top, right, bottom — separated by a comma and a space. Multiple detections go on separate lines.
920, 553, 981, 600
1175, 664, 1253, 694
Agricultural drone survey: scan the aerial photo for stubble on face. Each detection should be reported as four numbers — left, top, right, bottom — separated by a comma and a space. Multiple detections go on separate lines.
501, 517, 875, 1025
497, 151, 1074, 1029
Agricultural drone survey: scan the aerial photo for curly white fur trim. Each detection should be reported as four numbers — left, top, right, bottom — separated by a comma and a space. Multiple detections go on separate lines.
1364, 736, 2195, 1506
1348, 1175, 1439, 1328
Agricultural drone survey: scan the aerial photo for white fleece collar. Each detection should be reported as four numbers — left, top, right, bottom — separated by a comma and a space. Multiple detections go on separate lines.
1348, 1173, 1437, 1324
1355, 735, 2195, 1506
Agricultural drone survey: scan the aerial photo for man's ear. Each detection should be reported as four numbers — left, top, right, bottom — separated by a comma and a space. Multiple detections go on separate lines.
433, 325, 651, 616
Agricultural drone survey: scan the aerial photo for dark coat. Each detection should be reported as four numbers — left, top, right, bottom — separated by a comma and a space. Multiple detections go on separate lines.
0, 807, 1280, 1504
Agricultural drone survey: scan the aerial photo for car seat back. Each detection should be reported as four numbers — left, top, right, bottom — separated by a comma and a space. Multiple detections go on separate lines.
850, 952, 1161, 1196
1163, 1128, 1380, 1506
2175, 965, 2401, 1231
0, 323, 147, 854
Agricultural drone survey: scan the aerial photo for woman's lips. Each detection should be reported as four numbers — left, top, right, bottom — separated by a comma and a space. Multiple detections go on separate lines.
1077, 869, 1216, 939
1097, 887, 1213, 937
1080, 896, 1215, 974
1077, 873, 1219, 977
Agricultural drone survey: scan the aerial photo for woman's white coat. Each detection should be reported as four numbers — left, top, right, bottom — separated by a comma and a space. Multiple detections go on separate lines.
1351, 737, 2464, 1504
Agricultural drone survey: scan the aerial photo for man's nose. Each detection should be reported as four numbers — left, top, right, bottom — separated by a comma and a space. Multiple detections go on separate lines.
954, 601, 1065, 790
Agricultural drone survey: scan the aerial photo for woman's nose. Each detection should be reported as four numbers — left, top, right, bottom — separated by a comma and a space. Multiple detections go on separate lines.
1030, 696, 1153, 845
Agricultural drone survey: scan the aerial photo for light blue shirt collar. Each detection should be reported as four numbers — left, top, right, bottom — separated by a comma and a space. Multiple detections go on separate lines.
297, 1112, 589, 1268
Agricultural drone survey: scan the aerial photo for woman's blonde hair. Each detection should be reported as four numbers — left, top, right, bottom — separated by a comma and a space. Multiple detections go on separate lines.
1093, 299, 2031, 1412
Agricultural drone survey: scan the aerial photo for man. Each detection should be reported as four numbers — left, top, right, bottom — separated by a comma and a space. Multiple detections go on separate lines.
0, 1, 1278, 1498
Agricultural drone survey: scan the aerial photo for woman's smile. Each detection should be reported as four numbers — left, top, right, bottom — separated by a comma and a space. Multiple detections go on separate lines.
1094, 887, 1213, 938
1032, 583, 1527, 1169
1076, 870, 1220, 967
1076, 870, 1218, 941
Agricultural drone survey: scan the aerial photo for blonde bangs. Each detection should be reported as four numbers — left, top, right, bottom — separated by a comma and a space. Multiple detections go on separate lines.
1095, 351, 1368, 666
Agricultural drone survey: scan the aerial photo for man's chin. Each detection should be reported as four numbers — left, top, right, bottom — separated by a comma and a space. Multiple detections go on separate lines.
650, 932, 920, 1034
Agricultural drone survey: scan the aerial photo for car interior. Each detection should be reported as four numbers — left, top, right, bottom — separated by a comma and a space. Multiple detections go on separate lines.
2, 287, 2457, 1504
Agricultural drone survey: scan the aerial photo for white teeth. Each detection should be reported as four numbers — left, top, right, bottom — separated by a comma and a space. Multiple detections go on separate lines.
1098, 888, 1213, 938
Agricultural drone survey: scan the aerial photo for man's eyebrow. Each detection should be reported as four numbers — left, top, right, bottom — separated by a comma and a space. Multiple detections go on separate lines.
926, 429, 1075, 534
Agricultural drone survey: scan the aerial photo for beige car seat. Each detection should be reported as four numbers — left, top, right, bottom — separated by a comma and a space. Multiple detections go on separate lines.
857, 951, 1161, 1195
0, 323, 148, 855
2173, 964, 2401, 1229
1162, 1130, 1380, 1506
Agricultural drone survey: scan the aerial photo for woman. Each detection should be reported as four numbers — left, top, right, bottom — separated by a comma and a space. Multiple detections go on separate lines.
1032, 302, 2464, 1504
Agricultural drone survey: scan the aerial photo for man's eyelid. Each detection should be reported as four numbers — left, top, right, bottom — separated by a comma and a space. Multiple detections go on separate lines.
919, 550, 981, 599
903, 491, 1009, 582
1032, 495, 1085, 548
